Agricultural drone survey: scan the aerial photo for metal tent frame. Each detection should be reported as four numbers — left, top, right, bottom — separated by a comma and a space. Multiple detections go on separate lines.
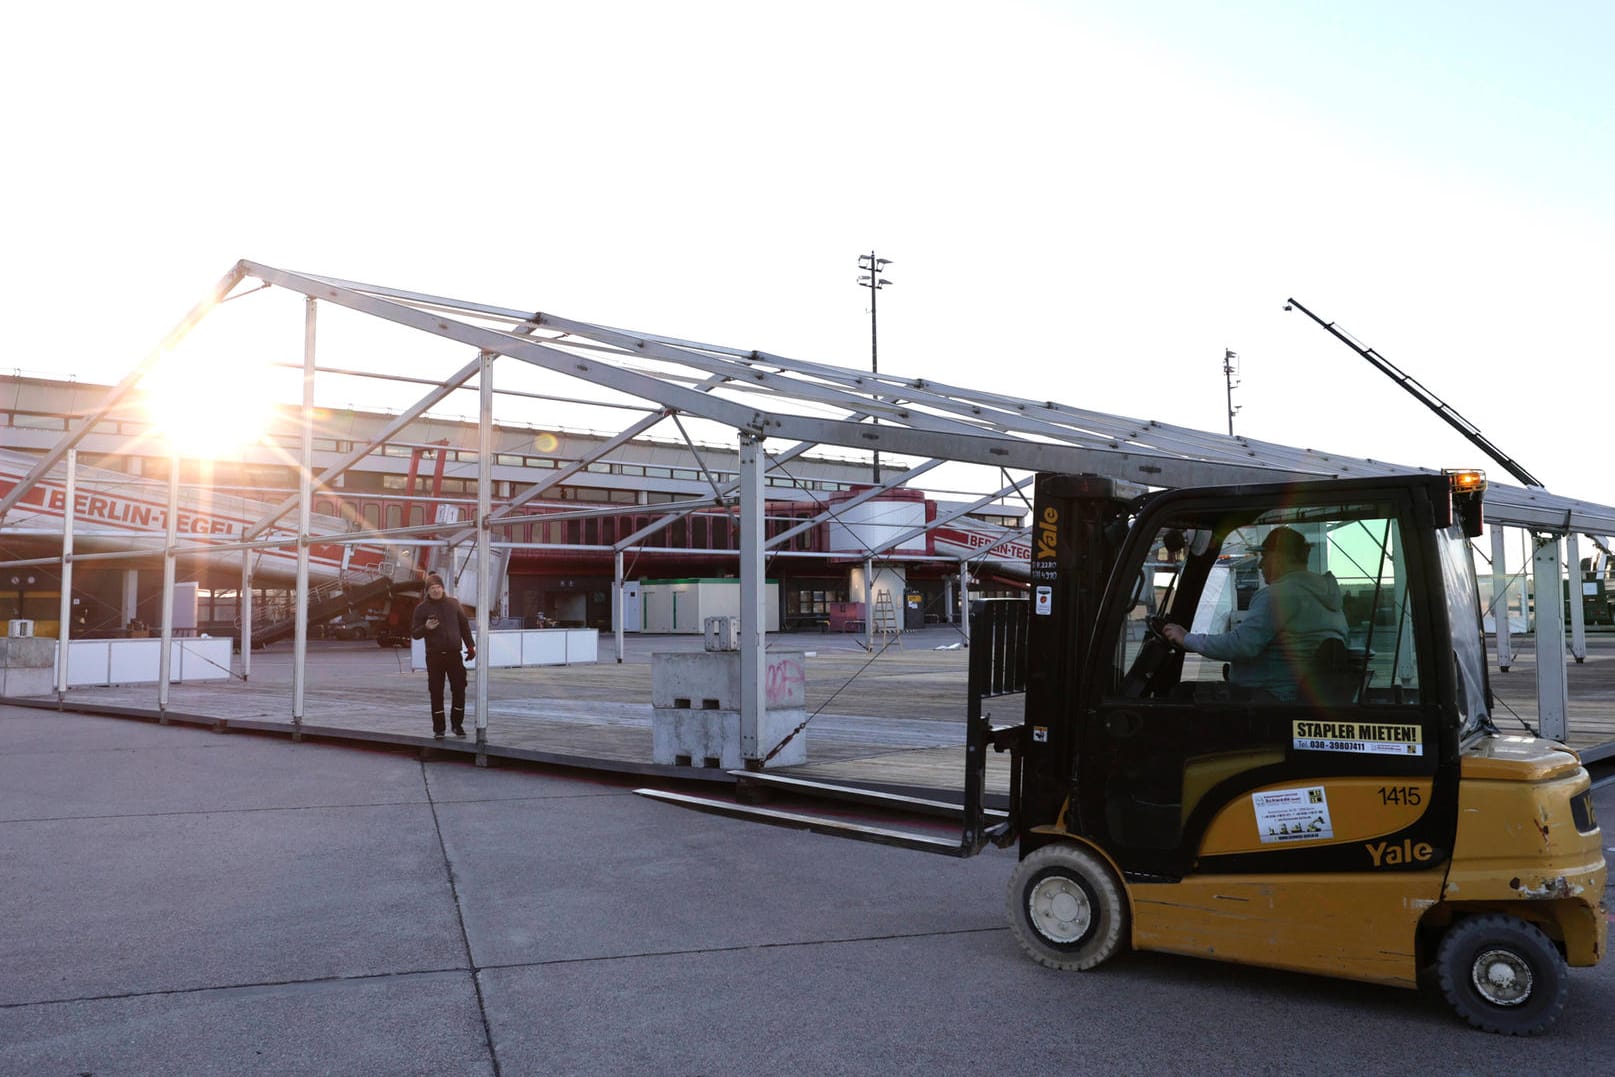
4, 260, 1612, 758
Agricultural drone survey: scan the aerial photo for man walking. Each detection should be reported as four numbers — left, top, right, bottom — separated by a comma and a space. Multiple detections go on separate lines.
411, 572, 477, 738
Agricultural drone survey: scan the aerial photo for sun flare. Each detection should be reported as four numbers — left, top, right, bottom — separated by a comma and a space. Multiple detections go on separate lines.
141, 352, 276, 459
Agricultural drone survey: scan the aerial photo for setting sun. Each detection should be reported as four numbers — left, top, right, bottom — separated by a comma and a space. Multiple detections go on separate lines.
140, 351, 276, 459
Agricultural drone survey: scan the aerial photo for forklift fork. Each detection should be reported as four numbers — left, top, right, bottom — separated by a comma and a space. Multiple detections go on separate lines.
962, 598, 1029, 853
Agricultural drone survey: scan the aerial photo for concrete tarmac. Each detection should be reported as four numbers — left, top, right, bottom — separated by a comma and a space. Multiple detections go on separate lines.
2, 703, 1611, 1076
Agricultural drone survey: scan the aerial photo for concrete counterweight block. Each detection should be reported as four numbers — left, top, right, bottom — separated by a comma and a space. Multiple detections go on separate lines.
651, 650, 808, 769
0, 636, 57, 697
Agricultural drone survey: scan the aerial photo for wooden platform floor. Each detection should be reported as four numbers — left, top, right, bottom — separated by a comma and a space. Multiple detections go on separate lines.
18, 631, 1015, 798
13, 629, 1615, 800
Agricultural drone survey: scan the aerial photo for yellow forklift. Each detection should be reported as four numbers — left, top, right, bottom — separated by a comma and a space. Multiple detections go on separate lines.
643, 469, 1605, 1034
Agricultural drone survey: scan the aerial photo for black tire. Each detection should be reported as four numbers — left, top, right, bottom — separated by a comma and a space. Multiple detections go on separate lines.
1435, 914, 1568, 1035
1006, 843, 1128, 970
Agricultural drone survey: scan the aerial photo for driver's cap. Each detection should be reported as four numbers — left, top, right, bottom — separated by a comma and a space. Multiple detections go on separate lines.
1259, 526, 1309, 560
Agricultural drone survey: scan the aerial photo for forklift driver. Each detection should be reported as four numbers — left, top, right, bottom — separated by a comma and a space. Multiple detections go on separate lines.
1160, 526, 1348, 700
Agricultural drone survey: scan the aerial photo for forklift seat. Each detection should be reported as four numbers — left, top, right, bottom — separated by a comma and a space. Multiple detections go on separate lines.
1308, 637, 1358, 704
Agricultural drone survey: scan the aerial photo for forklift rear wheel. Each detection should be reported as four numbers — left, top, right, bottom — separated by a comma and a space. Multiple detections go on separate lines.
1007, 843, 1127, 971
1435, 914, 1568, 1035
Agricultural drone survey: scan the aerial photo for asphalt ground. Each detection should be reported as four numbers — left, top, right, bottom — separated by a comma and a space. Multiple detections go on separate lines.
2, 704, 1611, 1076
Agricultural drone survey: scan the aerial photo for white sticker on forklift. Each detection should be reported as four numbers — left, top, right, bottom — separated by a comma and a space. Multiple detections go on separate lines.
1035, 586, 1052, 615
1252, 786, 1334, 844
1292, 720, 1423, 757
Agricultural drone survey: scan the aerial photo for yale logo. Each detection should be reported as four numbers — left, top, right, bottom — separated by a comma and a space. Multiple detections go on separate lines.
1365, 838, 1434, 867
1035, 507, 1059, 560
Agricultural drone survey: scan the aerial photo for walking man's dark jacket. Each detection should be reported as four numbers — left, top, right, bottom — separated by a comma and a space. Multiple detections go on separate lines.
412, 594, 475, 654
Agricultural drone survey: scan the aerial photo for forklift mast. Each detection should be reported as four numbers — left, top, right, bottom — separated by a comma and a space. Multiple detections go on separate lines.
1017, 474, 1140, 832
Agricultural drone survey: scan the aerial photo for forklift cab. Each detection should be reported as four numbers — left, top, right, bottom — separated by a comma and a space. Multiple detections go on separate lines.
1010, 470, 1604, 1035
1084, 475, 1459, 876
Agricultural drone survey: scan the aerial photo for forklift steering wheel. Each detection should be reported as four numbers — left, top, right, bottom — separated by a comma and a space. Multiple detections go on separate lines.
1144, 615, 1179, 651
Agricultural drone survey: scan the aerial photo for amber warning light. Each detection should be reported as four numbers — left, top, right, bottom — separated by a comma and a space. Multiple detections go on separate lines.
1444, 469, 1487, 537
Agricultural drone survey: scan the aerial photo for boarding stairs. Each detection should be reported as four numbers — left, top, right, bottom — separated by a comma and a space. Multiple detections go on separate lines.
240, 570, 398, 648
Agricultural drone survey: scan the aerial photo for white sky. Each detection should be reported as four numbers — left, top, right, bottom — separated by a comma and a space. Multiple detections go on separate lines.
5, 1, 1612, 503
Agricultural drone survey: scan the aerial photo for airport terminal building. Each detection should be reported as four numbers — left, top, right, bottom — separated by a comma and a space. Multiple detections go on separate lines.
1, 373, 1027, 642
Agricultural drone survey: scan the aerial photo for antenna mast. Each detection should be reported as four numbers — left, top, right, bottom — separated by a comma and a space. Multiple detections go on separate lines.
1284, 297, 1543, 488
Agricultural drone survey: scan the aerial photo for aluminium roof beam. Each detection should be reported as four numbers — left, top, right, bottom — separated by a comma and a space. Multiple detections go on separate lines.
238, 265, 1305, 487
444, 403, 681, 547
609, 436, 861, 552
235, 264, 1615, 533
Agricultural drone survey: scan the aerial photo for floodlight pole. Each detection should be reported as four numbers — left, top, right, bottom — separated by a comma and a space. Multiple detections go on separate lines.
1223, 349, 1240, 436
856, 252, 892, 483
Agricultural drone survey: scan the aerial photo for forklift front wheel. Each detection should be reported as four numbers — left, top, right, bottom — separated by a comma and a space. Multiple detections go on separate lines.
1007, 843, 1127, 971
1435, 913, 1568, 1036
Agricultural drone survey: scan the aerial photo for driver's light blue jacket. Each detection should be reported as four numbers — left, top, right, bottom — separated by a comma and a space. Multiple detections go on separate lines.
1183, 570, 1349, 699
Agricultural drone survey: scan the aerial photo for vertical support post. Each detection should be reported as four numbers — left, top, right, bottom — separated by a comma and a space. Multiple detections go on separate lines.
1566, 532, 1586, 663
240, 554, 252, 681
1533, 534, 1569, 742
1491, 526, 1513, 672
474, 351, 494, 766
737, 433, 766, 763
613, 550, 625, 663
871, 270, 881, 487
291, 297, 316, 740
944, 577, 955, 624
158, 450, 180, 719
959, 567, 971, 646
863, 557, 874, 653
122, 569, 139, 629
56, 449, 77, 699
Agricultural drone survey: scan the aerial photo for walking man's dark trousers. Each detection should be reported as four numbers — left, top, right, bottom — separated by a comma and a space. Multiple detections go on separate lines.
425, 648, 468, 736
411, 575, 477, 739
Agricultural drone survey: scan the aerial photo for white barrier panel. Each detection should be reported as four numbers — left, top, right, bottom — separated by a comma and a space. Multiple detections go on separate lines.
67, 640, 111, 686
178, 640, 233, 681
488, 631, 523, 668
109, 638, 162, 683
565, 629, 597, 663
521, 631, 567, 666
411, 629, 598, 671
66, 637, 233, 686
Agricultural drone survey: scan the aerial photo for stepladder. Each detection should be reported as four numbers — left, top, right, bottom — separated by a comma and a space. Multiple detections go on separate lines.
873, 589, 901, 647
